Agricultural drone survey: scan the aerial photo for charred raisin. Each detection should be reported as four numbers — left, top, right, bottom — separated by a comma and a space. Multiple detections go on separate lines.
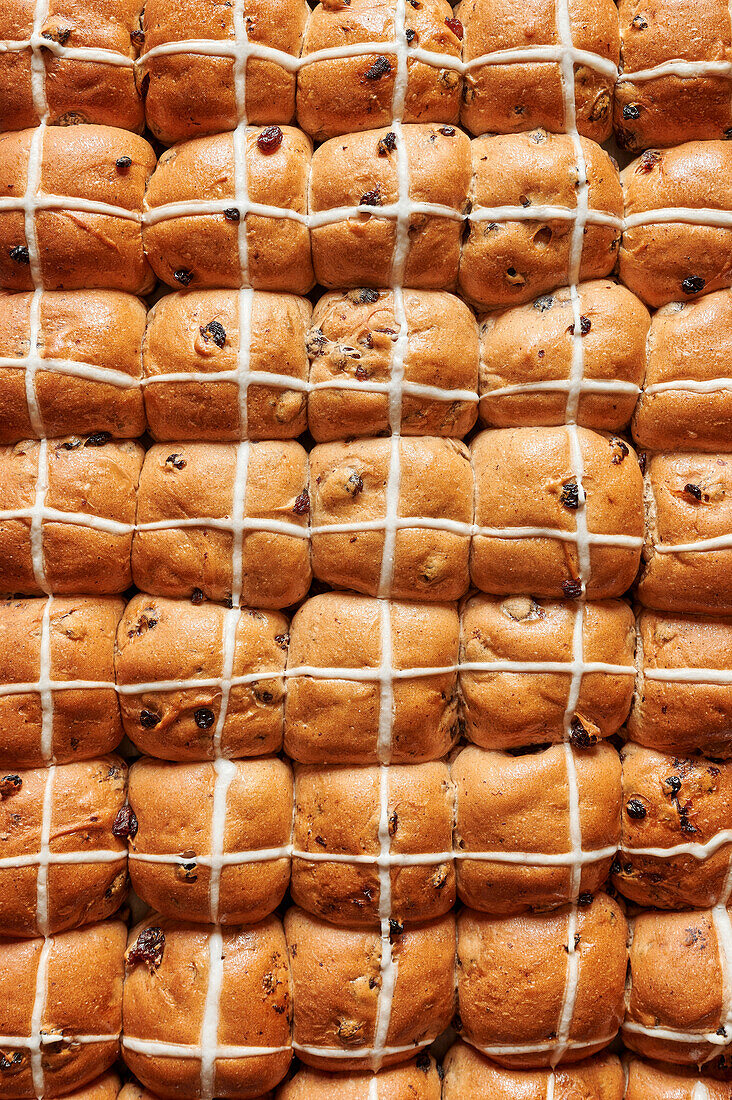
257, 126, 283, 154
200, 320, 226, 348
127, 927, 165, 972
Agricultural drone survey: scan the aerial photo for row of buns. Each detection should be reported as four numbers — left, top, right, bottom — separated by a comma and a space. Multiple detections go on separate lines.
4, 737, 732, 938
4, 898, 732, 1099
2, 281, 731, 453
3, 0, 732, 153
5, 123, 732, 310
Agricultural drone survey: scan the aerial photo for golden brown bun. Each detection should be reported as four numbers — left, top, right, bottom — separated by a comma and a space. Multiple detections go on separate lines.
637, 452, 732, 615
115, 595, 288, 760
620, 143, 732, 309
614, 742, 732, 910
459, 594, 635, 749
292, 761, 455, 925
460, 0, 618, 142
310, 437, 472, 602
459, 131, 622, 311
628, 609, 732, 759
309, 124, 471, 290
128, 755, 292, 923
453, 741, 621, 914
297, 0, 462, 141
624, 1055, 732, 1097
286, 906, 455, 1072
276, 1054, 442, 1098
120, 1086, 273, 1100
457, 894, 628, 1068
140, 0, 307, 145
142, 128, 313, 293
615, 0, 732, 151
60, 1071, 123, 1100
131, 441, 311, 608
479, 281, 649, 431
0, 595, 122, 769
122, 916, 291, 1099
470, 427, 644, 600
0, 0, 143, 132
0, 125, 155, 293
142, 290, 311, 442
307, 288, 479, 442
0, 920, 125, 1098
0, 438, 143, 596
0, 290, 146, 444
624, 906, 732, 1066
0, 756, 127, 938
632, 291, 732, 453
285, 592, 459, 764
442, 1041, 626, 1099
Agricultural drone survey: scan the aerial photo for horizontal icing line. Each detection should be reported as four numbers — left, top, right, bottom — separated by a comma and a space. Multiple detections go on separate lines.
645, 668, 732, 683
291, 849, 451, 865
137, 36, 615, 79
0, 849, 124, 869
135, 517, 308, 537
458, 659, 634, 675
128, 847, 618, 867
617, 59, 732, 82
484, 379, 640, 397
623, 830, 732, 860
311, 519, 643, 546
0, 507, 132, 533
469, 205, 622, 229
0, 1033, 118, 1047
291, 1040, 431, 1059
142, 370, 310, 391
307, 377, 478, 402
115, 672, 283, 693
455, 845, 616, 865
141, 372, 479, 403
129, 847, 290, 866
308, 201, 462, 228
465, 1033, 617, 1056
0, 357, 139, 388
122, 1037, 290, 1058
0, 194, 140, 221
622, 1021, 731, 1046
0, 38, 134, 65
654, 535, 732, 553
0, 679, 116, 694
644, 378, 732, 395
624, 208, 732, 229
142, 200, 309, 227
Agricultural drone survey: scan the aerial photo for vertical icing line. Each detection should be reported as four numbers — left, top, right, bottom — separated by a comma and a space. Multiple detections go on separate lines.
30, 439, 50, 595
23, 123, 45, 294
39, 595, 54, 765
236, 287, 254, 439
28, 0, 51, 122
710, 853, 732, 1060
367, 1077, 380, 1100
372, 600, 396, 1071
35, 764, 55, 937
545, 1071, 556, 1100
29, 934, 52, 1098
199, 926, 225, 1100
25, 289, 45, 436
231, 0, 250, 287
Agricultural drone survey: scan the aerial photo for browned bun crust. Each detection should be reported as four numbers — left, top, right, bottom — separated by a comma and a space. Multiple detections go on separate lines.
0, 0, 143, 132
275, 1054, 442, 1098
307, 288, 479, 442
459, 594, 635, 749
140, 0, 307, 145
459, 131, 622, 311
614, 742, 732, 910
122, 916, 291, 1099
0, 290, 146, 444
627, 609, 732, 759
115, 595, 288, 760
0, 920, 125, 1098
286, 906, 455, 1072
0, 438, 143, 596
479, 281, 649, 431
142, 128, 313, 293
614, 0, 732, 152
637, 452, 732, 615
142, 291, 311, 442
442, 1041, 625, 1099
63, 1071, 123, 1100
624, 1054, 732, 1097
128, 756, 292, 924
0, 756, 127, 938
0, 595, 123, 769
453, 741, 621, 914
297, 0, 462, 141
624, 906, 732, 1066
0, 126, 155, 293
291, 761, 455, 925
470, 427, 644, 600
460, 0, 618, 142
457, 894, 628, 1068
632, 290, 732, 453
310, 437, 473, 602
620, 143, 732, 309
309, 124, 471, 290
284, 592, 460, 764
131, 442, 311, 608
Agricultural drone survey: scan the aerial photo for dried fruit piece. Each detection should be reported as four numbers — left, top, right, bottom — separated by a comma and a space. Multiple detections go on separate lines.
127, 927, 165, 973
112, 804, 138, 839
